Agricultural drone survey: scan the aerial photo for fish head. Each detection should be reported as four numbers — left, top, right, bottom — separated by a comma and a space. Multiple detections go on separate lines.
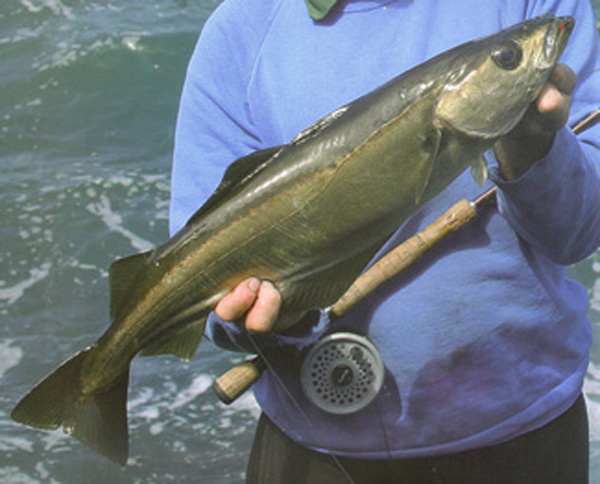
436, 14, 574, 139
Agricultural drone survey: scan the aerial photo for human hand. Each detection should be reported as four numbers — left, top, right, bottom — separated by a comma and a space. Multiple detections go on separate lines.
494, 63, 577, 180
214, 277, 282, 333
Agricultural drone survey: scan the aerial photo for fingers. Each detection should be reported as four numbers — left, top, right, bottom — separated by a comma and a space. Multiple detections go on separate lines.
549, 63, 577, 95
491, 64, 576, 181
214, 278, 282, 333
534, 64, 576, 131
245, 281, 282, 333
214, 277, 261, 322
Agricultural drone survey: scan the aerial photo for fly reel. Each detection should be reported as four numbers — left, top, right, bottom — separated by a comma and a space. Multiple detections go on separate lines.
301, 333, 384, 414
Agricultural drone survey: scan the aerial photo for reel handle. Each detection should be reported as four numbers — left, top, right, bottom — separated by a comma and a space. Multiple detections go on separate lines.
213, 356, 266, 404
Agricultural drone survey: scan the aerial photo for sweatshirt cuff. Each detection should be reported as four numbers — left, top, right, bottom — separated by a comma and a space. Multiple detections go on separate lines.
488, 128, 579, 212
206, 310, 330, 353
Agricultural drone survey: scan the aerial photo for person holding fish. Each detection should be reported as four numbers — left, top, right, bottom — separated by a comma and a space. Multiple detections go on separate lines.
9, 0, 600, 477
168, 0, 600, 482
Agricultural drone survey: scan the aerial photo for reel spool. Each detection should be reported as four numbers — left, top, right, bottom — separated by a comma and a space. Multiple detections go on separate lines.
301, 333, 384, 414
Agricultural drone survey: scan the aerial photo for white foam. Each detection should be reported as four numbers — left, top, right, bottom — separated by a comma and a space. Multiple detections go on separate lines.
0, 466, 40, 484
66, 258, 101, 273
149, 422, 165, 436
128, 387, 155, 412
586, 393, 600, 443
588, 361, 600, 380
86, 195, 154, 252
0, 340, 24, 379
35, 37, 116, 72
122, 36, 143, 52
169, 374, 212, 410
221, 390, 260, 419
19, 0, 74, 18
592, 279, 600, 313
585, 362, 600, 442
141, 174, 168, 185
33, 462, 52, 482
106, 175, 135, 187
218, 417, 232, 429
39, 430, 70, 452
0, 435, 35, 453
0, 262, 52, 305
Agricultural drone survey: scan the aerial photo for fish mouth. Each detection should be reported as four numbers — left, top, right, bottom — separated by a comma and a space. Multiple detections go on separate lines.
543, 15, 574, 66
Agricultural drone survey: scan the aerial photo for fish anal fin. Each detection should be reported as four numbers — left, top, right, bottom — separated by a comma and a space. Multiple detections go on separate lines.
109, 252, 149, 322
11, 348, 131, 466
470, 155, 488, 187
185, 145, 284, 227
140, 317, 207, 361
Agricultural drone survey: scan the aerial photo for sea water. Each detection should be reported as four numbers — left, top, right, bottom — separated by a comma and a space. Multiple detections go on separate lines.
1, 1, 599, 482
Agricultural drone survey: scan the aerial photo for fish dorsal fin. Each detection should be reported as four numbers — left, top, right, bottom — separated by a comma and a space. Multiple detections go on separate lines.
185, 145, 284, 228
109, 252, 149, 321
414, 128, 442, 204
185, 105, 349, 228
291, 105, 350, 146
470, 155, 488, 187
140, 317, 207, 361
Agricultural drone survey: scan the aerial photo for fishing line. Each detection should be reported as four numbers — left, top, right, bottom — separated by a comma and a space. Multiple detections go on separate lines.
247, 332, 356, 484
206, 107, 600, 482
236, 106, 600, 482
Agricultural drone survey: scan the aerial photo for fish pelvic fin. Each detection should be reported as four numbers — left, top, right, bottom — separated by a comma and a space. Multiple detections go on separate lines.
414, 128, 442, 205
11, 348, 130, 466
470, 155, 489, 187
141, 316, 207, 361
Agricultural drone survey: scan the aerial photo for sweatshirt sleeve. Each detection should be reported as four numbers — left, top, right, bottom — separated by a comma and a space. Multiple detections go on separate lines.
169, 2, 265, 236
489, 0, 600, 265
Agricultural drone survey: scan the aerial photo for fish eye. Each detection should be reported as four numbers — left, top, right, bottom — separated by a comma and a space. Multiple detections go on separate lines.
491, 41, 523, 70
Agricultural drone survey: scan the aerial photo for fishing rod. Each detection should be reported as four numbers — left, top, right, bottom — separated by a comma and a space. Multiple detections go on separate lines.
213, 107, 600, 405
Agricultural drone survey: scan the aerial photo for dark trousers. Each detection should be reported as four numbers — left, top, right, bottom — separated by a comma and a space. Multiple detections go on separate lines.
246, 395, 588, 483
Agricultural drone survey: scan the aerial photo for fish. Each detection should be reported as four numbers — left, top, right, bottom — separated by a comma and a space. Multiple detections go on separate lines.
11, 14, 573, 465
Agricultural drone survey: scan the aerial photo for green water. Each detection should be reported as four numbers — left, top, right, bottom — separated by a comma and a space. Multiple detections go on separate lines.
1, 1, 599, 482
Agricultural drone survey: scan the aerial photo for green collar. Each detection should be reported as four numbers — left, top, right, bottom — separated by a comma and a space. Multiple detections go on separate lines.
305, 0, 339, 20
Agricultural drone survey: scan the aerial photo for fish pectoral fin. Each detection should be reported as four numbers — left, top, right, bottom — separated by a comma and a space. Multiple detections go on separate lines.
11, 348, 130, 466
470, 155, 489, 187
414, 128, 442, 204
140, 316, 207, 361
184, 145, 285, 227
109, 252, 150, 322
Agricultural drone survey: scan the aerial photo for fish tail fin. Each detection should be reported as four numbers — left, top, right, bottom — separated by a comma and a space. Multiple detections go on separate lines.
11, 348, 130, 466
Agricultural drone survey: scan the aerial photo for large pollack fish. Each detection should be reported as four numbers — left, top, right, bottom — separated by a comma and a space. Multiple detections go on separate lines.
12, 15, 574, 464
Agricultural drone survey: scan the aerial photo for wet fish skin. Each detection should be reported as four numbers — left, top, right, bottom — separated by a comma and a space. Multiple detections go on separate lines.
11, 15, 573, 465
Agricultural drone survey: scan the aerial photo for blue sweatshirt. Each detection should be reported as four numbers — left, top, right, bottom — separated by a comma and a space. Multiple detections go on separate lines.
170, 0, 600, 458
